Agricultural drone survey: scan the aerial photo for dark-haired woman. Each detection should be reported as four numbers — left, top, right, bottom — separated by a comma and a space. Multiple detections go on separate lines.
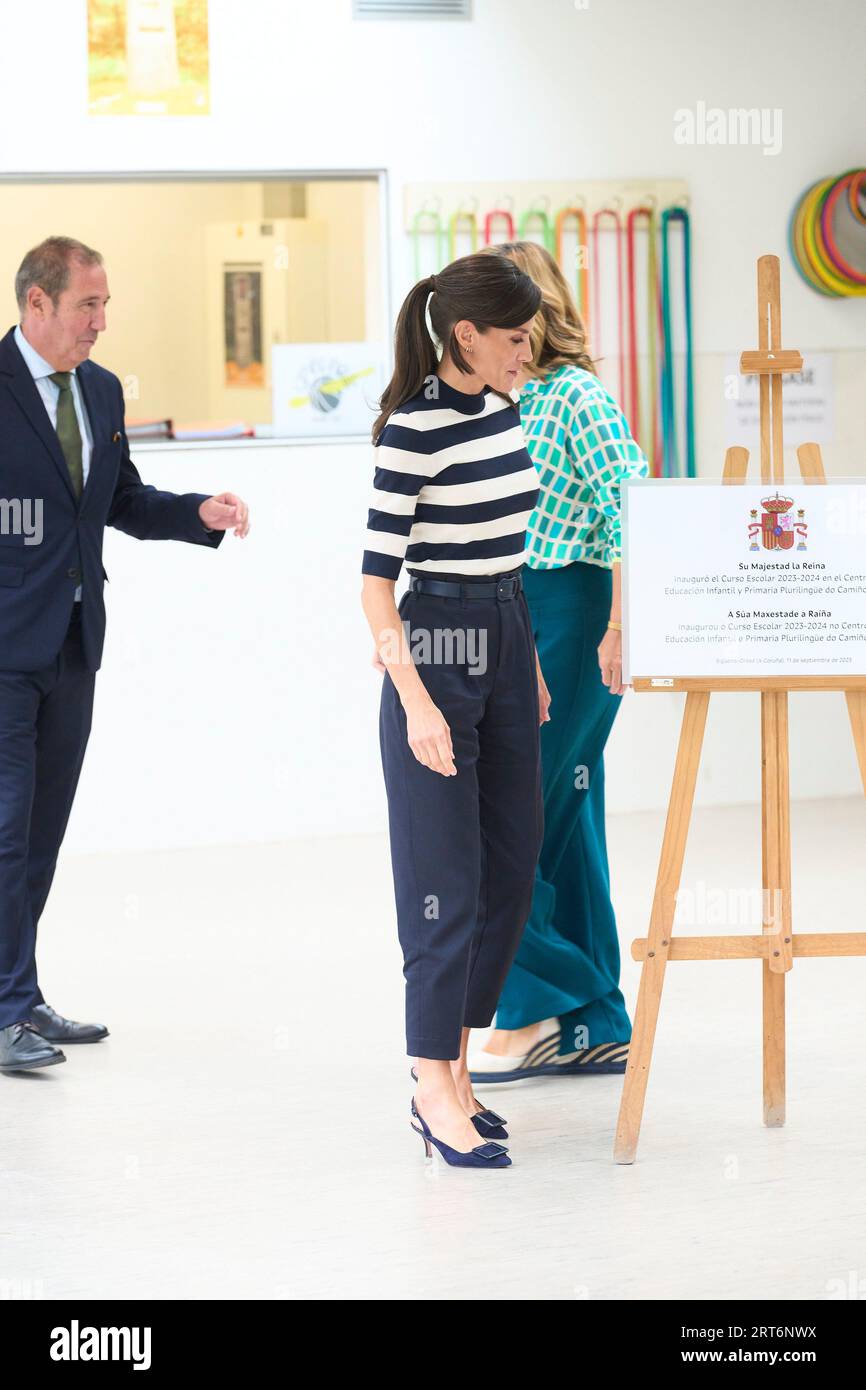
361, 252, 546, 1169
468, 240, 649, 1084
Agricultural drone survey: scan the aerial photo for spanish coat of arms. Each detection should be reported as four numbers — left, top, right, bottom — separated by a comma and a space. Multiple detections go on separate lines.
747, 492, 808, 552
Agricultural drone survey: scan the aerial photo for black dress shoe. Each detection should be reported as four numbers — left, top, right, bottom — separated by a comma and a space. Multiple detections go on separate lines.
0, 1022, 66, 1072
29, 1003, 109, 1044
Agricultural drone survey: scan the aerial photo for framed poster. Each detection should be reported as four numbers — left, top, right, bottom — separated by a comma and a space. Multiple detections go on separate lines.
223, 267, 264, 388
88, 0, 210, 116
271, 343, 386, 437
622, 479, 866, 683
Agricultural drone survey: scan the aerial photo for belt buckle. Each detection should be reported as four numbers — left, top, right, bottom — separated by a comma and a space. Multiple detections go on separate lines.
496, 576, 517, 600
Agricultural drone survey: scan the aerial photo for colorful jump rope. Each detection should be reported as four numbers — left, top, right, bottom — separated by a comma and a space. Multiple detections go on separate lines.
410, 197, 695, 477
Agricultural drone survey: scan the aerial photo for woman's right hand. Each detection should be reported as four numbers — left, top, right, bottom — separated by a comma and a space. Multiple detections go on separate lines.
404, 696, 456, 776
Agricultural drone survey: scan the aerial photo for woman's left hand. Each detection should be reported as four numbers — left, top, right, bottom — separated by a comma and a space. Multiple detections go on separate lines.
598, 627, 626, 696
536, 652, 552, 724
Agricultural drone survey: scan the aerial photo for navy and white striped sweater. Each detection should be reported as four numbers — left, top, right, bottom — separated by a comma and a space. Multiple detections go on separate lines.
361, 377, 540, 581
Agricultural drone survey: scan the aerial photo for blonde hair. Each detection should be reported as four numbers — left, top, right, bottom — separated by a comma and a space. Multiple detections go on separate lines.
479, 240, 596, 380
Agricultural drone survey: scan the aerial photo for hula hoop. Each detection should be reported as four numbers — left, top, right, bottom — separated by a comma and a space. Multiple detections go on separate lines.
788, 169, 866, 297
820, 172, 866, 284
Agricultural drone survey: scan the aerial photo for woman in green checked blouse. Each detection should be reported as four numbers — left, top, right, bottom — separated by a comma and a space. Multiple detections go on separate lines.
469, 241, 649, 1085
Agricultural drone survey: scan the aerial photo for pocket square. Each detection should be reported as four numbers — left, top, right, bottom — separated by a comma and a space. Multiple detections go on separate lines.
112, 430, 122, 443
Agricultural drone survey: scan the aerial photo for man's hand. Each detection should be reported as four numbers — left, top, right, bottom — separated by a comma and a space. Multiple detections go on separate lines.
198, 493, 250, 537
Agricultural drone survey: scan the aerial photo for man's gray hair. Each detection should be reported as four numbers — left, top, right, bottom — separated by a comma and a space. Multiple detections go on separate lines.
15, 236, 103, 313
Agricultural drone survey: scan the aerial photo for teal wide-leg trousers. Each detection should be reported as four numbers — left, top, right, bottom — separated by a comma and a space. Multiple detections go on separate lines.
494, 560, 632, 1053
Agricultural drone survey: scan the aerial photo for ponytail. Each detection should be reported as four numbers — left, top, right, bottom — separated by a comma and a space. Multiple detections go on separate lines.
372, 276, 438, 443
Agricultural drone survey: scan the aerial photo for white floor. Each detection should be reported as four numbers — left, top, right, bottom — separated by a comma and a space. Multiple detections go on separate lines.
4, 795, 866, 1301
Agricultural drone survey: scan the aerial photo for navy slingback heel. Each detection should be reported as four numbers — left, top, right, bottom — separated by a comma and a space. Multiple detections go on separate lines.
409, 1066, 508, 1140
409, 1096, 511, 1169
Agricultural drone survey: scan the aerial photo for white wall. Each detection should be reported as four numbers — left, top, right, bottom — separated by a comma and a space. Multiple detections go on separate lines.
68, 431, 864, 855
0, 0, 863, 850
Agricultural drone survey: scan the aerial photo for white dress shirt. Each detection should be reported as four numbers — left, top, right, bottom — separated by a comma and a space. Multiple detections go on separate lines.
14, 323, 93, 600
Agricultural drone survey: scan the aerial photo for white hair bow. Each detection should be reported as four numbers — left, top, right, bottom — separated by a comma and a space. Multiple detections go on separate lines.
424, 290, 443, 361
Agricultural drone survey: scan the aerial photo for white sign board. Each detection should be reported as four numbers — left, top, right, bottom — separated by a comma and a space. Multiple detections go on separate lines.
271, 342, 385, 437
724, 353, 834, 445
623, 480, 866, 681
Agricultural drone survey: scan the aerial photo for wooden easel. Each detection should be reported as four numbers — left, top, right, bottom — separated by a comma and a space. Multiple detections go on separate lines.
614, 254, 866, 1164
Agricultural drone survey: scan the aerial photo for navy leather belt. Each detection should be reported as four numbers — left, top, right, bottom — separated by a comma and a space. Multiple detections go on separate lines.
408, 572, 523, 601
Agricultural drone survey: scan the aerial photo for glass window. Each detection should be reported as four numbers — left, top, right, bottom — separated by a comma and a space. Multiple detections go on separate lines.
0, 173, 387, 440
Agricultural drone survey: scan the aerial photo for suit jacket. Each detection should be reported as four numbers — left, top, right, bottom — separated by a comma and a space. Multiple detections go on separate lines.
0, 326, 223, 673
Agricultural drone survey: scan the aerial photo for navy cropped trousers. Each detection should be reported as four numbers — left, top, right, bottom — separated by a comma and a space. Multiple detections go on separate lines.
379, 569, 544, 1060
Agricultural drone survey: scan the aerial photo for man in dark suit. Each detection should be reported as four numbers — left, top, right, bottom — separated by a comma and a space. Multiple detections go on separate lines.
0, 235, 250, 1074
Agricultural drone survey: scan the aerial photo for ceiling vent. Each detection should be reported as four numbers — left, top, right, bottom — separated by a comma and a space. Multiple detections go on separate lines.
353, 0, 471, 19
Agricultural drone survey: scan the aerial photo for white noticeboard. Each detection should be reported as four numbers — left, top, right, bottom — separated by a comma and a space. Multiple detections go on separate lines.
271, 343, 386, 437
622, 479, 866, 682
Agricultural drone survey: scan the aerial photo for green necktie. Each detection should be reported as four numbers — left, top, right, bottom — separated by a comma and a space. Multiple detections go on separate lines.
48, 372, 84, 498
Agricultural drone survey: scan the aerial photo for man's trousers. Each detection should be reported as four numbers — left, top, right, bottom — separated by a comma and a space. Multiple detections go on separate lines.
0, 604, 95, 1027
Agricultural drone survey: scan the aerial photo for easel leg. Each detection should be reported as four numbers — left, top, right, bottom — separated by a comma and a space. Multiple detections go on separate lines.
761, 690, 791, 1125
762, 963, 785, 1126
762, 439, 827, 1126
845, 690, 866, 795
614, 691, 710, 1164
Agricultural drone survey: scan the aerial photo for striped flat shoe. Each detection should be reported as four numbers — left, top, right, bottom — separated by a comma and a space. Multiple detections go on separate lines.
468, 1035, 629, 1084
548, 1042, 630, 1075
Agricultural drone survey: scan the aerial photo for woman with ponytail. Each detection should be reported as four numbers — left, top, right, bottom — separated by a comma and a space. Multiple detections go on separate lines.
468, 240, 649, 1086
361, 252, 545, 1169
